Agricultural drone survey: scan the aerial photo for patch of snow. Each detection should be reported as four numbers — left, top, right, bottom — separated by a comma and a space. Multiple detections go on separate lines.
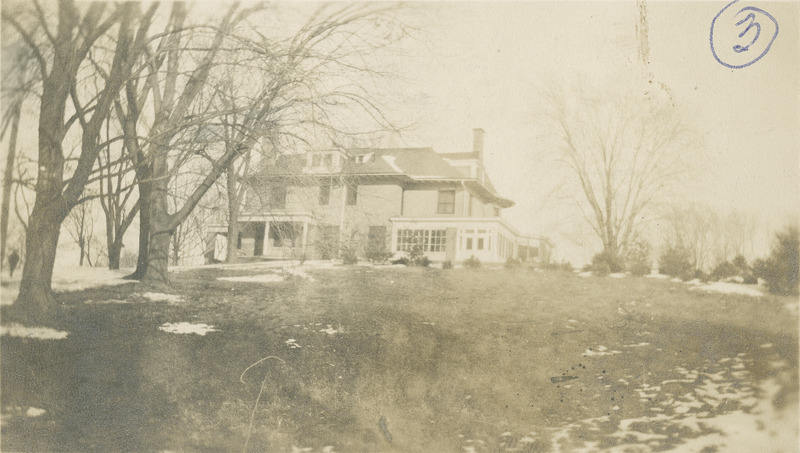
670, 277, 683, 283
142, 292, 184, 303
285, 339, 301, 349
684, 278, 704, 286
645, 273, 670, 279
1, 323, 69, 340
623, 342, 651, 348
584, 345, 621, 357
609, 273, 627, 278
381, 155, 404, 173
25, 407, 46, 417
217, 274, 283, 283
759, 343, 773, 349
319, 325, 338, 335
158, 322, 218, 336
578, 271, 593, 277
689, 282, 764, 297
85, 298, 129, 304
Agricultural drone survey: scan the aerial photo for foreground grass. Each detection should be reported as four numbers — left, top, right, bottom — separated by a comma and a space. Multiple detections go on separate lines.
1, 266, 797, 452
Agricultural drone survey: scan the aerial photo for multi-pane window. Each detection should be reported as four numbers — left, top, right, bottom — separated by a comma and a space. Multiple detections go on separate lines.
396, 229, 447, 252
319, 183, 330, 205
270, 186, 286, 208
346, 184, 358, 205
437, 190, 455, 214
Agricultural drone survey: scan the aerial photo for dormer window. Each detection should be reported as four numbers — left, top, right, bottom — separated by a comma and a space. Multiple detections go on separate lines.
354, 152, 373, 164
311, 154, 322, 167
323, 154, 333, 167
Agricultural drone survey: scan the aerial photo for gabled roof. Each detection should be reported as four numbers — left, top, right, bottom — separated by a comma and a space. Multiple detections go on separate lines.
260, 147, 514, 208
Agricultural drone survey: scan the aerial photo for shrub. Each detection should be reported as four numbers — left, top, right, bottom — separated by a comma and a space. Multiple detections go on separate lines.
391, 257, 409, 266
591, 250, 623, 274
732, 254, 750, 275
593, 261, 611, 277
658, 244, 693, 277
441, 260, 453, 269
625, 240, 651, 276
365, 236, 393, 263
752, 258, 770, 280
693, 269, 709, 282
463, 255, 481, 269
505, 257, 522, 268
761, 226, 799, 296
711, 261, 738, 281
340, 244, 358, 265
743, 274, 758, 285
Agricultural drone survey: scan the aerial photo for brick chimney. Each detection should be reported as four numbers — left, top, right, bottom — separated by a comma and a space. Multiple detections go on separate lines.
472, 128, 485, 162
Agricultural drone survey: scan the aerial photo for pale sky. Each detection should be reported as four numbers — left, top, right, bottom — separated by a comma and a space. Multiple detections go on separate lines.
382, 1, 799, 263
3, 1, 798, 266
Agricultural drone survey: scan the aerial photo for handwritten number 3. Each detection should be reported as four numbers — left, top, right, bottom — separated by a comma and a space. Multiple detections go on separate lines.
733, 12, 760, 53
710, 0, 779, 69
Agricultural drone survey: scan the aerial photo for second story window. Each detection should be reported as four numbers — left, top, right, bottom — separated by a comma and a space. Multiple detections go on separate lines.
311, 154, 322, 167
324, 154, 333, 167
346, 184, 358, 205
319, 183, 330, 205
437, 190, 455, 214
271, 186, 286, 208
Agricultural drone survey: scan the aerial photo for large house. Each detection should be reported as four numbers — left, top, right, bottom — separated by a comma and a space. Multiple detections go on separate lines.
206, 129, 552, 265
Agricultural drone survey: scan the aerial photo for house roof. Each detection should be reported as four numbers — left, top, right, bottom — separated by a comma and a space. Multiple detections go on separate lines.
262, 147, 514, 208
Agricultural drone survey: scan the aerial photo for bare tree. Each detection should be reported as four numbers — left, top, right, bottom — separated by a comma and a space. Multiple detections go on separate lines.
546, 82, 696, 261
132, 3, 410, 282
3, 0, 159, 319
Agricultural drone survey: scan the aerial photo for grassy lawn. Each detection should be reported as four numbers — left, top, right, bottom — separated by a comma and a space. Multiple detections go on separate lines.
1, 265, 797, 452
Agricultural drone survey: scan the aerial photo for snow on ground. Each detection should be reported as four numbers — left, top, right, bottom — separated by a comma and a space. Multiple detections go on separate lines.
158, 322, 218, 336
645, 273, 670, 279
583, 345, 621, 357
689, 281, 764, 297
218, 274, 284, 283
608, 273, 627, 278
1, 323, 69, 340
1, 266, 132, 305
578, 271, 593, 277
141, 292, 184, 303
545, 355, 797, 453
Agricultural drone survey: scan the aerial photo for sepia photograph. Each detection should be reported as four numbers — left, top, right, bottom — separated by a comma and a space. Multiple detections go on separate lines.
1, 1, 798, 451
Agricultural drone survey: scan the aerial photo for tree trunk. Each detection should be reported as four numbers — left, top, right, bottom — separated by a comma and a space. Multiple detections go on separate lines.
78, 237, 85, 266
16, 209, 62, 321
108, 240, 122, 270
1, 102, 22, 270
225, 165, 239, 263
142, 156, 171, 283
126, 166, 151, 280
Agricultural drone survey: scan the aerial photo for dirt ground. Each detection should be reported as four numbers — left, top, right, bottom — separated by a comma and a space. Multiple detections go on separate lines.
1, 264, 797, 452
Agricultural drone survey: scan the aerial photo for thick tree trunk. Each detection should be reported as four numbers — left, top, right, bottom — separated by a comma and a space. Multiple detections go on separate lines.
127, 166, 151, 280
142, 158, 171, 283
16, 209, 62, 320
1, 103, 22, 270
107, 240, 122, 270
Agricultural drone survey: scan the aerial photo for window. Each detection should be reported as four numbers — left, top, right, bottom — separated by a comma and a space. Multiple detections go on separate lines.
477, 238, 484, 250
346, 184, 358, 205
437, 190, 455, 214
323, 154, 333, 167
270, 186, 286, 208
237, 232, 243, 249
319, 183, 330, 205
311, 154, 322, 167
466, 238, 473, 250
396, 229, 447, 252
354, 153, 373, 164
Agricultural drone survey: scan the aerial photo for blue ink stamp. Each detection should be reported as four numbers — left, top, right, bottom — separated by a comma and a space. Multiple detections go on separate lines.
710, 0, 779, 69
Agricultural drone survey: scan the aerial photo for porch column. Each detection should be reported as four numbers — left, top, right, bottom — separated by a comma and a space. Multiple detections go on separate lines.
263, 221, 270, 256
301, 219, 309, 256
